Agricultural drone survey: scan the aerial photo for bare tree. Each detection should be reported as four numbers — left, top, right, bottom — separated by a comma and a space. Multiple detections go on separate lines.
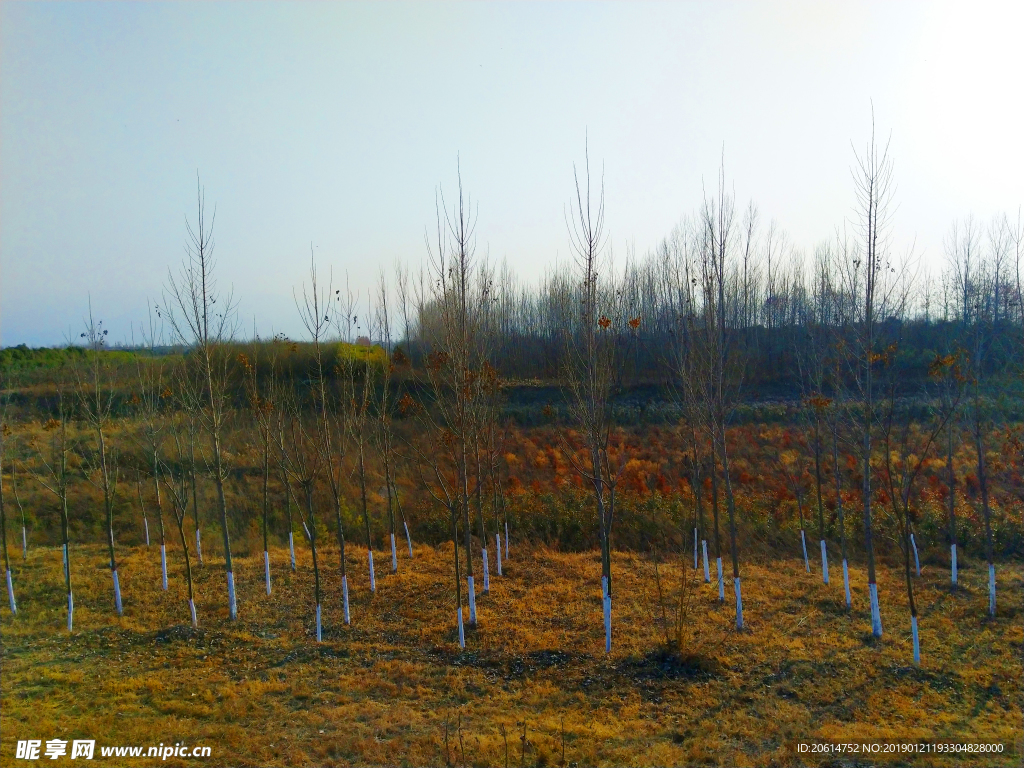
73, 303, 123, 616
271, 340, 299, 572
947, 216, 999, 615
11, 454, 28, 561
422, 164, 486, 627
297, 256, 352, 624
697, 160, 750, 630
409, 393, 467, 648
849, 111, 897, 638
561, 144, 626, 650
345, 305, 378, 594
239, 338, 279, 596
799, 242, 840, 586
829, 230, 857, 610
132, 304, 169, 590
1, 377, 17, 614
880, 342, 960, 665
373, 270, 408, 573
32, 366, 75, 630
160, 412, 201, 628
279, 382, 327, 642
163, 177, 240, 619
661, 223, 716, 585
10, 460, 27, 561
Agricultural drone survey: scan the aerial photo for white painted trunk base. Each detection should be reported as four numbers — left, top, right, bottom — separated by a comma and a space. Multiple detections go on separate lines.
342, 575, 351, 624
693, 528, 699, 569
716, 557, 724, 602
911, 615, 920, 665
113, 569, 123, 616
734, 577, 744, 630
842, 559, 851, 609
67, 591, 74, 632
189, 598, 197, 628
160, 545, 168, 591
603, 595, 612, 653
289, 532, 296, 572
144, 518, 150, 547
911, 534, 920, 576
195, 529, 203, 565
601, 575, 608, 599
6, 569, 16, 614
316, 603, 322, 642
390, 533, 398, 573
800, 529, 810, 572
869, 582, 882, 637
227, 571, 237, 620
702, 541, 710, 583
820, 540, 829, 584
988, 564, 996, 616
404, 521, 413, 558
482, 549, 490, 593
367, 550, 376, 592
468, 575, 477, 625
264, 551, 272, 595
457, 607, 465, 648
950, 544, 957, 585
496, 534, 503, 576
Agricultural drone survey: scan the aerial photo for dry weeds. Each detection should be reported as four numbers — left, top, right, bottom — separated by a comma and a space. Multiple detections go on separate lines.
1, 542, 1020, 767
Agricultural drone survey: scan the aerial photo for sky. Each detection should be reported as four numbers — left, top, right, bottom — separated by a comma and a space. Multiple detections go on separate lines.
1, 1, 1022, 347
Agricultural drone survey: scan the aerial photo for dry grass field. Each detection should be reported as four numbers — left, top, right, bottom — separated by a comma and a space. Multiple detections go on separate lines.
1, 542, 1020, 767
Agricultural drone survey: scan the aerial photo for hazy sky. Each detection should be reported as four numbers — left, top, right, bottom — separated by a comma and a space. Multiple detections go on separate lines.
2, 1, 1021, 347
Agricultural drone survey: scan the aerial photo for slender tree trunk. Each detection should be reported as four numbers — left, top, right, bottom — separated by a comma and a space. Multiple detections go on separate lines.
12, 464, 28, 561
975, 401, 995, 616
694, 439, 709, 583
282, 457, 296, 572
305, 484, 322, 642
393, 476, 413, 558
189, 438, 202, 566
864, 354, 882, 637
174, 513, 197, 628
358, 440, 375, 593
60, 490, 73, 631
98, 428, 122, 616
262, 430, 271, 596
902, 494, 920, 664
1, 460, 16, 615
832, 426, 851, 610
460, 436, 475, 625
153, 453, 167, 591
718, 420, 743, 629
211, 428, 235, 619
946, 421, 958, 587
383, 435, 398, 573
136, 477, 151, 547
709, 446, 724, 602
796, 484, 810, 573
814, 417, 829, 584
474, 434, 489, 594
334, 496, 349, 625
451, 500, 465, 648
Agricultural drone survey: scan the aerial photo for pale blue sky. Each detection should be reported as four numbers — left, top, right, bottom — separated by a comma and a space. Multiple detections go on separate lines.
2, 1, 1021, 346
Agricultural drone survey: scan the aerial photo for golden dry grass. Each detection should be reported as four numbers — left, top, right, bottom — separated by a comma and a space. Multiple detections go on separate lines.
1, 541, 1020, 767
